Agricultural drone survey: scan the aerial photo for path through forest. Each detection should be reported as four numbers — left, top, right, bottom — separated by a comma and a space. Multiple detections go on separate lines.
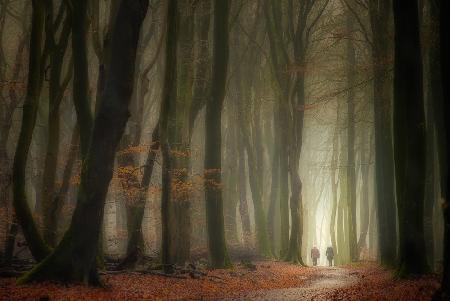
229, 267, 358, 300
0, 261, 439, 300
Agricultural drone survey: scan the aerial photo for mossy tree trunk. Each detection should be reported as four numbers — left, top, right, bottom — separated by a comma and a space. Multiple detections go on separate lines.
167, 1, 196, 265
1, 3, 28, 261
204, 0, 231, 269
12, 0, 51, 262
19, 0, 150, 284
392, 0, 429, 276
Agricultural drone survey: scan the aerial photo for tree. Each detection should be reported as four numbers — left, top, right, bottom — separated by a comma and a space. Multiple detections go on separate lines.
265, 0, 330, 264
19, 0, 150, 284
71, 0, 93, 159
368, 0, 398, 267
159, 0, 178, 273
344, 7, 358, 262
435, 0, 450, 298
1, 0, 30, 263
204, 0, 231, 268
40, 1, 72, 246
12, 0, 51, 262
392, 0, 429, 276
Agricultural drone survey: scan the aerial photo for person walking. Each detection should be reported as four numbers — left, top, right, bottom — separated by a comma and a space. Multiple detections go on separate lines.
326, 246, 334, 267
311, 246, 320, 266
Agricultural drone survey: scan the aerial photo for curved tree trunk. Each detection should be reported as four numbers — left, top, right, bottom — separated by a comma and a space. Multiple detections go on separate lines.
19, 0, 150, 284
41, 4, 72, 246
12, 0, 50, 262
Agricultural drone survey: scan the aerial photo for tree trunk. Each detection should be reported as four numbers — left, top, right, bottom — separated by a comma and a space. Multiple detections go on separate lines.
12, 0, 50, 262
345, 12, 358, 262
267, 108, 280, 255
357, 134, 371, 255
168, 1, 196, 265
237, 120, 251, 245
436, 0, 450, 298
41, 5, 72, 246
330, 110, 339, 263
369, 0, 398, 267
160, 0, 178, 273
19, 0, 149, 284
204, 0, 231, 268
118, 123, 159, 270
49, 127, 79, 245
393, 0, 429, 276
72, 0, 93, 158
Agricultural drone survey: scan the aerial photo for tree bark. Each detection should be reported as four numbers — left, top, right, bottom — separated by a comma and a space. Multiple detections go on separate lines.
71, 0, 93, 159
204, 0, 231, 268
160, 0, 177, 273
436, 0, 450, 298
41, 3, 72, 246
19, 0, 149, 284
345, 11, 358, 262
12, 0, 50, 262
368, 0, 398, 267
393, 0, 429, 276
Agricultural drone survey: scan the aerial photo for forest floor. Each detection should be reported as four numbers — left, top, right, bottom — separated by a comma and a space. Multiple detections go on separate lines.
0, 261, 440, 300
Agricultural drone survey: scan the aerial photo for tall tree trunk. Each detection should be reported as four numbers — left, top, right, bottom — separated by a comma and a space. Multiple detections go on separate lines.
49, 127, 79, 245
237, 120, 251, 245
330, 109, 339, 263
267, 108, 280, 255
357, 133, 371, 255
71, 0, 93, 158
12, 0, 50, 262
41, 5, 72, 246
168, 1, 196, 265
392, 0, 429, 276
423, 0, 442, 272
345, 12, 358, 262
369, 0, 398, 267
19, 0, 150, 284
204, 0, 231, 268
1, 10, 28, 259
436, 0, 450, 298
118, 123, 159, 270
160, 0, 177, 273
118, 4, 164, 268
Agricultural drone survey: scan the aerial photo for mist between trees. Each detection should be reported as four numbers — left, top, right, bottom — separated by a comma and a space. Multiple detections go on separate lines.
0, 0, 449, 297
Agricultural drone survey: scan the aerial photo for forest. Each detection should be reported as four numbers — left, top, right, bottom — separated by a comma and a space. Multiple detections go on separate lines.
0, 0, 449, 300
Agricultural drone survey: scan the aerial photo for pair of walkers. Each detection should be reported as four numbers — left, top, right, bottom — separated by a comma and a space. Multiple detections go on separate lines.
310, 246, 334, 266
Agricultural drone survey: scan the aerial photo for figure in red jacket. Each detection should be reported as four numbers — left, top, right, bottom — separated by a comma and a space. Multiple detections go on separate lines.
311, 246, 320, 266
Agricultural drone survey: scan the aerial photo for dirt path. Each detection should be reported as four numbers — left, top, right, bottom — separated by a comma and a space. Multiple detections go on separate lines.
227, 267, 359, 301
0, 262, 439, 300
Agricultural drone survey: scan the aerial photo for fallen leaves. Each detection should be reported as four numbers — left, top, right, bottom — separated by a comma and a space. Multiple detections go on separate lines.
0, 262, 441, 301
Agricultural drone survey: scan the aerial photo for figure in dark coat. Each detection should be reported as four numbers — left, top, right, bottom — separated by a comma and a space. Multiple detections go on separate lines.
326, 246, 334, 267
